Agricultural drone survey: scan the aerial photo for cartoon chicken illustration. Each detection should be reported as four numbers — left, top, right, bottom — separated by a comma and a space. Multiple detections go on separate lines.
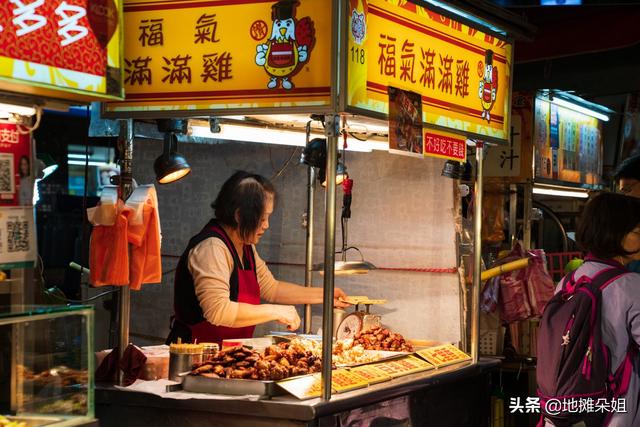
255, 0, 315, 90
478, 49, 498, 122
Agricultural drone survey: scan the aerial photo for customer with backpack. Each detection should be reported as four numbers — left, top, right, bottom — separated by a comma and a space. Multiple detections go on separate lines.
537, 192, 640, 427
613, 155, 640, 274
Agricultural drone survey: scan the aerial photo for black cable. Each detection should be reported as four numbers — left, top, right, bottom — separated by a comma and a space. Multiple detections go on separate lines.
348, 131, 368, 142
81, 108, 90, 272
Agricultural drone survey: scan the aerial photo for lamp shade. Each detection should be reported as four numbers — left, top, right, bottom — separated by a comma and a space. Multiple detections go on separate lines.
154, 133, 191, 184
441, 160, 463, 179
321, 162, 347, 187
314, 259, 377, 276
300, 138, 326, 168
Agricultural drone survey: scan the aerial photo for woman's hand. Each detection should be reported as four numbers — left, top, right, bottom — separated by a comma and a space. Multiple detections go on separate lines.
275, 305, 301, 331
334, 287, 351, 308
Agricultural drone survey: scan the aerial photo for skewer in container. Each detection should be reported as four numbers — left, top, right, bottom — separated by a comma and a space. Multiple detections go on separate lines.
168, 339, 204, 381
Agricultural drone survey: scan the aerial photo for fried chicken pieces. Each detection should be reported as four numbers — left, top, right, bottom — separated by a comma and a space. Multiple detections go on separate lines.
189, 341, 322, 381
353, 327, 414, 352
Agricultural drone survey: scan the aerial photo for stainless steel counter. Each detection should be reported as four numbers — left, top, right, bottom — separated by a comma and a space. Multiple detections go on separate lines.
96, 359, 499, 426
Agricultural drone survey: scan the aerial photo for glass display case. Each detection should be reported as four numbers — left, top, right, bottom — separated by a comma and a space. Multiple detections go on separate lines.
0, 305, 95, 427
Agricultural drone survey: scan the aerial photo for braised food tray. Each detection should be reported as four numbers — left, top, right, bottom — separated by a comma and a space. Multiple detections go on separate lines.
180, 375, 284, 398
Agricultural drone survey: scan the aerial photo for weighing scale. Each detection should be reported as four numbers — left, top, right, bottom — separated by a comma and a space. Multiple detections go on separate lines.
336, 296, 387, 340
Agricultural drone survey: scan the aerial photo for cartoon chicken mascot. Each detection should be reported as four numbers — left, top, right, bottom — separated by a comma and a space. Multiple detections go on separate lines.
478, 49, 498, 122
255, 0, 315, 90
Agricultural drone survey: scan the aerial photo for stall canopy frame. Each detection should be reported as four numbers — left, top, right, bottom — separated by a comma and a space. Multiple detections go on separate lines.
104, 0, 520, 395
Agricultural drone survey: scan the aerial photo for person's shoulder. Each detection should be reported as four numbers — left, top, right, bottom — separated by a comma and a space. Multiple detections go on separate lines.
190, 236, 231, 258
607, 270, 640, 297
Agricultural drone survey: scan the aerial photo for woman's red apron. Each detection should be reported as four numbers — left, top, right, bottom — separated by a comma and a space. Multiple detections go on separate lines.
188, 232, 261, 346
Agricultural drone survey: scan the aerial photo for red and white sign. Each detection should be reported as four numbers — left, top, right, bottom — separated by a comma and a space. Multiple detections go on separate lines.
0, 123, 31, 206
423, 130, 467, 161
0, 0, 117, 76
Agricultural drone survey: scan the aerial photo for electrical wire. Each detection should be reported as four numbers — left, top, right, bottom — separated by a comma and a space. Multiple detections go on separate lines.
269, 146, 299, 181
15, 107, 42, 135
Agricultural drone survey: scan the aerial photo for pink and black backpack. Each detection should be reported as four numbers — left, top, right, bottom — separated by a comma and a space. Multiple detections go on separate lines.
536, 261, 636, 426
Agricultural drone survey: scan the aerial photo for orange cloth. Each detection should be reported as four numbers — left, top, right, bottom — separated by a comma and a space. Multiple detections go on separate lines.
89, 201, 132, 286
128, 200, 161, 290
89, 186, 162, 289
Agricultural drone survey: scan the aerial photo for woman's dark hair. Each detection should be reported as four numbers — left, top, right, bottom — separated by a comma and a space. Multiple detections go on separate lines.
613, 155, 640, 181
19, 156, 30, 178
212, 171, 275, 240
576, 192, 640, 259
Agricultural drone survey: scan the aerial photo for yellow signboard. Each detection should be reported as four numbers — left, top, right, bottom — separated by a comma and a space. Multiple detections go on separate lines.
104, 0, 333, 116
534, 98, 602, 186
347, 0, 513, 143
0, 0, 124, 102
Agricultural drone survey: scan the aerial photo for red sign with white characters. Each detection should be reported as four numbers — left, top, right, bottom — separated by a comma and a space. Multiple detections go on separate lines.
0, 123, 31, 206
423, 130, 467, 162
0, 0, 118, 77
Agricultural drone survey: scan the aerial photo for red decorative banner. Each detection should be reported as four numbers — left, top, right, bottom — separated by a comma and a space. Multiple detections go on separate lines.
0, 123, 32, 206
423, 129, 466, 162
0, 0, 118, 76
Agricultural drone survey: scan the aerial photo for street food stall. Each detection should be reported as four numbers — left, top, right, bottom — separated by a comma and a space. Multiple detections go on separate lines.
94, 0, 528, 424
0, 1, 125, 426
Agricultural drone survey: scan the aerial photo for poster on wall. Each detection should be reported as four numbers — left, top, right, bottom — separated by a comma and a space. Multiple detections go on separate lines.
0, 206, 36, 269
0, 123, 32, 206
533, 98, 602, 186
388, 86, 423, 157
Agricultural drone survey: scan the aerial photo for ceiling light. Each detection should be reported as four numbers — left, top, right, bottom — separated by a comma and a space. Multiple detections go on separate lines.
154, 133, 191, 184
550, 97, 610, 122
532, 185, 589, 199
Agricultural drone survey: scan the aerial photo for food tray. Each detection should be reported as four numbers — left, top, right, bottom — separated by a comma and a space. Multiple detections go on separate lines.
1, 415, 62, 427
181, 375, 284, 398
335, 350, 409, 368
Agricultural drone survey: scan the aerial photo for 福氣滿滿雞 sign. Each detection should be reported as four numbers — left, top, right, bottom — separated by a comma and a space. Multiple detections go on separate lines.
346, 0, 512, 144
104, 0, 333, 116
0, 0, 123, 101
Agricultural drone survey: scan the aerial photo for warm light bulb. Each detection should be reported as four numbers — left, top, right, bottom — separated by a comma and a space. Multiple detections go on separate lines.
158, 168, 191, 184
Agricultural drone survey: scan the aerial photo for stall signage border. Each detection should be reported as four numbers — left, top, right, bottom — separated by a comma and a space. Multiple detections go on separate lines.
0, 0, 124, 101
104, 0, 333, 116
346, 0, 512, 143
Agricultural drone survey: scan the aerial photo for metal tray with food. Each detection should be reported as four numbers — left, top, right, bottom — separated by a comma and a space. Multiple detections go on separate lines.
336, 350, 409, 368
0, 415, 62, 427
180, 375, 284, 398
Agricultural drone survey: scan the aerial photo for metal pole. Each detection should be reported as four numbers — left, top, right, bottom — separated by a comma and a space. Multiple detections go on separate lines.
304, 166, 316, 334
471, 141, 484, 364
118, 118, 134, 385
321, 114, 339, 400
509, 184, 517, 245
523, 182, 533, 250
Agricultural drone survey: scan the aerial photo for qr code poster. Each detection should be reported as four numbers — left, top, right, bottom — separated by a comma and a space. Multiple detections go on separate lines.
0, 206, 36, 269
0, 153, 15, 195
0, 122, 31, 206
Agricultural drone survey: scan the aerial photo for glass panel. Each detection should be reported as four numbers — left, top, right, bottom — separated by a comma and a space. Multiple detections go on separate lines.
0, 306, 91, 320
0, 307, 94, 424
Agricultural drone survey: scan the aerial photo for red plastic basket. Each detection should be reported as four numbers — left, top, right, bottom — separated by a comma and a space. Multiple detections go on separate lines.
545, 251, 583, 282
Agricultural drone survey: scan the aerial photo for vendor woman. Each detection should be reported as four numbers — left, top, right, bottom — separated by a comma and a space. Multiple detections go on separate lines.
167, 170, 349, 345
